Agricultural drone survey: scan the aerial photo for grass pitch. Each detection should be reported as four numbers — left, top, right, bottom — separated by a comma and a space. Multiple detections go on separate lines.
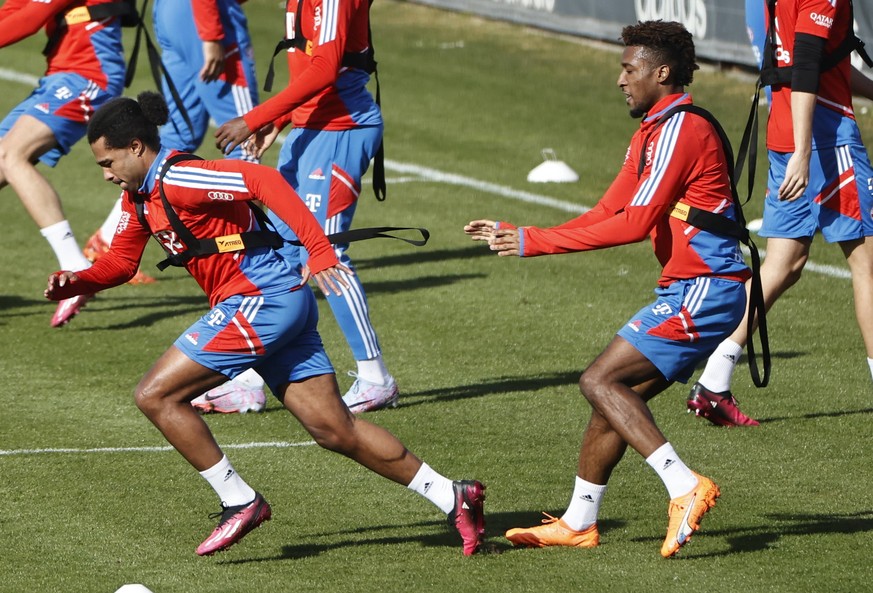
1, 1, 872, 592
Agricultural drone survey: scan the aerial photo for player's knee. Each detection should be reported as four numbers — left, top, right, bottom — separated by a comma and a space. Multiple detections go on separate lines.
310, 426, 355, 454
132, 382, 167, 415
578, 370, 604, 404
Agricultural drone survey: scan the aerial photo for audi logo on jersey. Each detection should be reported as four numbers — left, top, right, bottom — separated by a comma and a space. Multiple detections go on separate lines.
646, 140, 655, 168
208, 191, 234, 201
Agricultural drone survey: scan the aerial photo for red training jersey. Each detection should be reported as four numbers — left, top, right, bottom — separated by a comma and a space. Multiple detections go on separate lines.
516, 94, 751, 287
57, 149, 338, 306
766, 0, 854, 151
243, 0, 380, 132
0, 0, 125, 91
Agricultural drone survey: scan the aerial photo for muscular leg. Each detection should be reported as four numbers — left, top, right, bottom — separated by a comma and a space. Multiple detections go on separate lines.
842, 236, 873, 358
576, 373, 670, 484
133, 346, 229, 470
278, 373, 422, 485
0, 115, 67, 228
577, 336, 673, 469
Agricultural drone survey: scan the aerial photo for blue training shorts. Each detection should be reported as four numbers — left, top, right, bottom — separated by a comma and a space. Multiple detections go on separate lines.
761, 145, 873, 241
173, 286, 334, 396
0, 73, 116, 167
617, 277, 747, 383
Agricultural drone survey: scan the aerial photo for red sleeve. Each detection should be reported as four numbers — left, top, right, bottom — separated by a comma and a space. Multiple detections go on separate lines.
232, 162, 339, 274
191, 0, 225, 41
795, 0, 836, 39
242, 0, 355, 131
0, 0, 72, 48
48, 196, 151, 299
521, 125, 691, 256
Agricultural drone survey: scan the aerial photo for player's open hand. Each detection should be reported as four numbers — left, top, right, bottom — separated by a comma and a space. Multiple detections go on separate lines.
246, 124, 280, 159
215, 117, 253, 155
464, 219, 498, 242
301, 263, 354, 296
778, 151, 810, 202
44, 271, 80, 301
489, 227, 521, 256
199, 41, 225, 82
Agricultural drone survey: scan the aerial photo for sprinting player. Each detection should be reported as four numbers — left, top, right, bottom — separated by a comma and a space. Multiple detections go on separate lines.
465, 21, 747, 557
214, 0, 398, 413
0, 0, 126, 327
45, 92, 486, 557
687, 0, 873, 426
86, 0, 270, 413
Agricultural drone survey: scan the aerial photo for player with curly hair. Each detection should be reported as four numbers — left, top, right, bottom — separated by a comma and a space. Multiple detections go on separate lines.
44, 91, 486, 558
466, 20, 745, 557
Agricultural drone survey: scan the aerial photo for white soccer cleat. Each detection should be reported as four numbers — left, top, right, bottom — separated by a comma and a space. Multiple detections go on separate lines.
342, 373, 399, 413
191, 381, 267, 414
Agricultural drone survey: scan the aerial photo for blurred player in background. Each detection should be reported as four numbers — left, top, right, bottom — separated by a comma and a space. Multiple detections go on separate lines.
688, 0, 873, 426
466, 21, 747, 557
214, 0, 398, 414
45, 92, 486, 558
0, 0, 125, 327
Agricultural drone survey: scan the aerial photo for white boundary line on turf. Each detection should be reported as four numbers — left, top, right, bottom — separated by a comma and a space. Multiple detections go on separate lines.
0, 440, 316, 457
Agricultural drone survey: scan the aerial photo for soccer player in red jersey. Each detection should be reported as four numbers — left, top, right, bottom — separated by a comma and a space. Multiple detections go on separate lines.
0, 0, 126, 326
689, 0, 873, 426
466, 21, 744, 557
214, 0, 399, 413
44, 92, 486, 557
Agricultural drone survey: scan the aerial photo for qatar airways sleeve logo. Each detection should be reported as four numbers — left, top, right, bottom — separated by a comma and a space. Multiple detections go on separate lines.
115, 211, 131, 234
809, 12, 834, 29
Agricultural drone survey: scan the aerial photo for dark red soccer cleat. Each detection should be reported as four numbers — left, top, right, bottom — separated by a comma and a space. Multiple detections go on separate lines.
687, 382, 759, 427
447, 480, 486, 555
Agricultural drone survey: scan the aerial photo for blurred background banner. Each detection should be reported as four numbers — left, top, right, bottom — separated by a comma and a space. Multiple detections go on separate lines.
407, 0, 873, 74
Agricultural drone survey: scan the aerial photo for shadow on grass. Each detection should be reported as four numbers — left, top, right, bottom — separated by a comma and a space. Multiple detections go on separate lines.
629, 510, 873, 559
221, 512, 626, 563
354, 245, 493, 271
756, 406, 873, 424
396, 371, 583, 408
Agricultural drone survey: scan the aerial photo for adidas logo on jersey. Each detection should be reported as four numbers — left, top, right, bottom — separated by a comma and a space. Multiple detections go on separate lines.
308, 168, 326, 180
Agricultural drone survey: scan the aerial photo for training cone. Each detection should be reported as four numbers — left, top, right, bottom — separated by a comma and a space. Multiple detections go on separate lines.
527, 148, 579, 183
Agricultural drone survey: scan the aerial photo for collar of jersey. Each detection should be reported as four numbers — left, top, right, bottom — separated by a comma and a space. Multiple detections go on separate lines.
643, 93, 691, 124
138, 146, 174, 195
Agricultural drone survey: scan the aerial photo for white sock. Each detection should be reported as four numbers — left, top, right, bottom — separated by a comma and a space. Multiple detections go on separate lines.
356, 355, 390, 385
561, 476, 606, 531
100, 198, 124, 243
698, 339, 743, 393
407, 462, 455, 514
233, 368, 265, 390
646, 443, 699, 499
199, 455, 257, 507
867, 357, 873, 382
40, 220, 91, 272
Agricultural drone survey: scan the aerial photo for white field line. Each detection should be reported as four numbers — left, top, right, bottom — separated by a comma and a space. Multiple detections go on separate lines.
0, 440, 316, 457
